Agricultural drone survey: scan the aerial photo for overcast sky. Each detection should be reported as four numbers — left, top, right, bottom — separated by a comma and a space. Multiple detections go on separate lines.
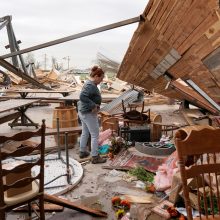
0, 0, 148, 69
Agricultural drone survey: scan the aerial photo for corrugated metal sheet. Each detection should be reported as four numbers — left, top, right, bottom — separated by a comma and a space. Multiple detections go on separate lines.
100, 89, 141, 114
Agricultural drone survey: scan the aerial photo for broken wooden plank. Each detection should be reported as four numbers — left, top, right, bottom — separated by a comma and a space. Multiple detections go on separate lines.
44, 193, 108, 217
123, 195, 152, 204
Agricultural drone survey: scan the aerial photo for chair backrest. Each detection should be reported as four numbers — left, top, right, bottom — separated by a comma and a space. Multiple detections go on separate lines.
102, 117, 119, 133
121, 100, 151, 126
0, 120, 45, 206
175, 126, 220, 220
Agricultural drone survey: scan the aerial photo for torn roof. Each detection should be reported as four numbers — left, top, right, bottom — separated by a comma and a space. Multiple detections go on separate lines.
117, 0, 220, 114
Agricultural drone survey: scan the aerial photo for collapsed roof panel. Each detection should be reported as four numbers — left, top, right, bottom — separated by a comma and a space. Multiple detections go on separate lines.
117, 0, 220, 112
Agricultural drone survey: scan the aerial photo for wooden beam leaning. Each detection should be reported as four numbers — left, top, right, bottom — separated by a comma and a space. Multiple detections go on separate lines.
0, 58, 51, 90
1, 16, 142, 59
44, 193, 108, 217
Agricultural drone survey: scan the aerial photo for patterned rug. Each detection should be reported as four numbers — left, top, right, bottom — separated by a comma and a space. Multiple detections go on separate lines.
109, 148, 166, 173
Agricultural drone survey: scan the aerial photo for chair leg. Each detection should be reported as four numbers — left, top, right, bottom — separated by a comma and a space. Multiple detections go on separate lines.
39, 194, 45, 220
28, 202, 32, 217
0, 210, 6, 220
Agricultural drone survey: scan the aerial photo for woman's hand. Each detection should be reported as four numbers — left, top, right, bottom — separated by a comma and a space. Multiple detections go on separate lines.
92, 105, 100, 113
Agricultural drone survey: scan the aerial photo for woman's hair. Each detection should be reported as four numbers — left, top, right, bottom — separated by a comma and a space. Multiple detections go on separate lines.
90, 66, 104, 77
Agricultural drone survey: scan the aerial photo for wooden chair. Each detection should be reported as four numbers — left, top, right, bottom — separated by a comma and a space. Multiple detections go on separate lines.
175, 126, 220, 220
0, 119, 46, 220
102, 117, 119, 134
121, 100, 151, 126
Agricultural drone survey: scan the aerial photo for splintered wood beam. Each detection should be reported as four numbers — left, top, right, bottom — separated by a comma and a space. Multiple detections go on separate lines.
44, 193, 108, 217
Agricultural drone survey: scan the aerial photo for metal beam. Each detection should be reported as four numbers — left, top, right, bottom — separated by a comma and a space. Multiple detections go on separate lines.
1, 16, 142, 59
185, 79, 220, 113
1, 15, 29, 75
0, 20, 9, 31
6, 21, 19, 67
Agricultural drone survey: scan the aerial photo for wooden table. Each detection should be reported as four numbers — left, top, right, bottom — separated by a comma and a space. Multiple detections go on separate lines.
4, 89, 75, 98
60, 91, 119, 106
0, 99, 40, 128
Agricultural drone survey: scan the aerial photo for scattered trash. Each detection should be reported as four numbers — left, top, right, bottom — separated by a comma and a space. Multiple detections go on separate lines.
135, 180, 146, 189
176, 207, 200, 218
167, 206, 186, 219
99, 129, 112, 146
121, 212, 131, 220
128, 166, 154, 183
115, 209, 125, 219
112, 196, 122, 206
122, 173, 138, 182
123, 195, 152, 204
109, 169, 124, 177
98, 144, 110, 154
120, 199, 131, 210
112, 196, 131, 219
154, 151, 179, 191
145, 183, 156, 193
109, 136, 128, 156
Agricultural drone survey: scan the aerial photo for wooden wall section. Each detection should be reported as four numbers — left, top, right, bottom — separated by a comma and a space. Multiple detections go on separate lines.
117, 0, 220, 111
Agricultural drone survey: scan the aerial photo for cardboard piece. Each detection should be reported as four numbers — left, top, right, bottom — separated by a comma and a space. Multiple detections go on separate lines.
3, 160, 32, 197
179, 180, 212, 211
169, 172, 203, 204
179, 190, 203, 211
152, 200, 174, 219
187, 176, 203, 190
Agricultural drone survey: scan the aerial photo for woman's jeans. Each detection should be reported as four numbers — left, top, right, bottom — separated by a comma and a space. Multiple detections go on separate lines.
78, 111, 99, 157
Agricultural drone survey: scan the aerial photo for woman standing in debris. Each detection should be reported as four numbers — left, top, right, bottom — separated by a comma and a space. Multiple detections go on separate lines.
77, 66, 106, 164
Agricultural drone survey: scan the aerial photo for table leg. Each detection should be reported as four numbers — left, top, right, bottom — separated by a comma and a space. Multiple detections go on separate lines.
8, 105, 38, 128
64, 132, 71, 184
8, 116, 20, 128
62, 92, 69, 97
19, 92, 28, 98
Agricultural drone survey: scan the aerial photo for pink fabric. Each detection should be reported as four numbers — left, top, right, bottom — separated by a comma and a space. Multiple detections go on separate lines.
154, 169, 171, 191
154, 151, 179, 191
98, 129, 112, 146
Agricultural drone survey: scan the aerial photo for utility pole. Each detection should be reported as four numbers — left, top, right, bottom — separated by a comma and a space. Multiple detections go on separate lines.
67, 56, 70, 69
63, 56, 70, 70
44, 54, 47, 70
